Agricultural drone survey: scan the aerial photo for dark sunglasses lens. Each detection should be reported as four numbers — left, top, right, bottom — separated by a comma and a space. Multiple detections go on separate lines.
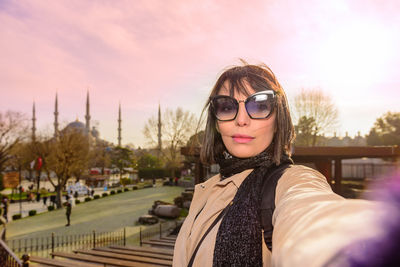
246, 94, 273, 119
213, 97, 237, 120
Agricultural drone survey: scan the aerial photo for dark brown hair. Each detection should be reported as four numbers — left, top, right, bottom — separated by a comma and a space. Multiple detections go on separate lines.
199, 61, 295, 165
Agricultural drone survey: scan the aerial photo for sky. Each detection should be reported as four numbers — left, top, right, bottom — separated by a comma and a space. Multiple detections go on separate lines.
1, 0, 399, 148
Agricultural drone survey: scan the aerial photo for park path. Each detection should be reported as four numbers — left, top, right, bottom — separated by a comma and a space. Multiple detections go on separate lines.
5, 186, 184, 243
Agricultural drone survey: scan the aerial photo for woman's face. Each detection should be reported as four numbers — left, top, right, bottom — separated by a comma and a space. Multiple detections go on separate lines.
217, 82, 276, 158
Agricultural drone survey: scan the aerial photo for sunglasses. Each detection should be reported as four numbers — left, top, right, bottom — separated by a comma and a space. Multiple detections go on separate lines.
211, 90, 276, 121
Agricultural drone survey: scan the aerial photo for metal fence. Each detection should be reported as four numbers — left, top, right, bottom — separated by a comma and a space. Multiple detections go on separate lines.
1, 224, 24, 267
7, 228, 126, 259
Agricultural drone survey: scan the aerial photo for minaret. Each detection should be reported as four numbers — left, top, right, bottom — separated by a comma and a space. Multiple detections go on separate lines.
157, 103, 162, 154
32, 102, 36, 142
118, 103, 122, 147
54, 93, 59, 138
85, 90, 91, 133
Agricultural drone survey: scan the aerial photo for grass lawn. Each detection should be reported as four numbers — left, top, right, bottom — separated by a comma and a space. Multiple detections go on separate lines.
6, 186, 184, 243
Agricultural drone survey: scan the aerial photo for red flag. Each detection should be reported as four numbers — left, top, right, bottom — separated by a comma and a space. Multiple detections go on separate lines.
36, 157, 43, 171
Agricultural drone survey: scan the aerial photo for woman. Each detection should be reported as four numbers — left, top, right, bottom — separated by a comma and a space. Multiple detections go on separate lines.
173, 62, 388, 267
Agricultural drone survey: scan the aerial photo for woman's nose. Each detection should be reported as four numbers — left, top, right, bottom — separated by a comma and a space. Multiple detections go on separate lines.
235, 102, 250, 126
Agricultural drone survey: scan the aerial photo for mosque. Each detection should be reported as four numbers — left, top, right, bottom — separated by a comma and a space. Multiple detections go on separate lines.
30, 92, 122, 146
30, 92, 163, 153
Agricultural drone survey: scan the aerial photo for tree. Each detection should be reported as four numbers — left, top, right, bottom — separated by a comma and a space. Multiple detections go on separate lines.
367, 112, 400, 146
111, 146, 135, 180
294, 116, 316, 146
0, 111, 27, 173
143, 107, 197, 176
44, 129, 89, 208
88, 140, 112, 175
293, 89, 339, 146
137, 153, 162, 169
26, 136, 53, 191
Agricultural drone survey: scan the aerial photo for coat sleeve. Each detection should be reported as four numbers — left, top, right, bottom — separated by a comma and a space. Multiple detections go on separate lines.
270, 165, 387, 267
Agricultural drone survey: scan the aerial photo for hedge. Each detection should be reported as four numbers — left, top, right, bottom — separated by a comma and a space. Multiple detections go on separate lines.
138, 168, 166, 179
93, 195, 100, 199
28, 210, 37, 216
102, 192, 108, 197
110, 190, 115, 195
124, 188, 129, 192
47, 205, 55, 211
117, 189, 122, 193
12, 214, 22, 220
84, 197, 92, 202
120, 178, 132, 186
75, 200, 81, 204
138, 167, 181, 179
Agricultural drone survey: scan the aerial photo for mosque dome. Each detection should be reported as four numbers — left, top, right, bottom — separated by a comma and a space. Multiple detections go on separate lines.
64, 119, 87, 134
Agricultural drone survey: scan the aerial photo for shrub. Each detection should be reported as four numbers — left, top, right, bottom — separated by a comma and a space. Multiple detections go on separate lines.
120, 178, 132, 186
138, 168, 166, 179
75, 199, 81, 204
124, 188, 129, 192
132, 185, 138, 190
93, 195, 100, 199
102, 192, 108, 197
12, 214, 22, 220
47, 205, 55, 211
110, 190, 115, 195
117, 189, 122, 193
28, 210, 37, 216
84, 197, 92, 202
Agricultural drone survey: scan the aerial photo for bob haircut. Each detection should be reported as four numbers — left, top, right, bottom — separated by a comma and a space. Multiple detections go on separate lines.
200, 62, 295, 165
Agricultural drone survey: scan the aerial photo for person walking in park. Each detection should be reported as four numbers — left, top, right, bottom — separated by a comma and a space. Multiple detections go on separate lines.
1, 196, 9, 222
65, 202, 72, 226
41, 188, 48, 206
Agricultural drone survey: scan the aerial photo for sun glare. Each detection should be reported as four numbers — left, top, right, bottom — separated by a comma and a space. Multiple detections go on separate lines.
317, 21, 394, 90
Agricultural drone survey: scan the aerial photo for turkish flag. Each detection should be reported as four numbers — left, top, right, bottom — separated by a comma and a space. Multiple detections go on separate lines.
36, 157, 43, 171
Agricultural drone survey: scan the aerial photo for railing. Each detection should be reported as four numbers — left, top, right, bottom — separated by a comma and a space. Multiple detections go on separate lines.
342, 162, 399, 179
1, 218, 24, 267
139, 220, 178, 246
7, 228, 126, 259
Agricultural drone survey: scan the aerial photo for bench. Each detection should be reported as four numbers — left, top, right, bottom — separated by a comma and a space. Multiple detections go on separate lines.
29, 255, 99, 267
160, 236, 176, 241
141, 240, 175, 249
51, 251, 159, 267
73, 249, 172, 266
93, 247, 173, 261
110, 245, 174, 256
150, 239, 176, 244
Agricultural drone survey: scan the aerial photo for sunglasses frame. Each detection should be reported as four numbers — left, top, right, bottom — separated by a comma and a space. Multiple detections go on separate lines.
211, 90, 276, 121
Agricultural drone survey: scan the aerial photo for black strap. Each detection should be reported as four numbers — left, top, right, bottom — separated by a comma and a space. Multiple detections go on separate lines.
187, 202, 232, 267
260, 163, 292, 251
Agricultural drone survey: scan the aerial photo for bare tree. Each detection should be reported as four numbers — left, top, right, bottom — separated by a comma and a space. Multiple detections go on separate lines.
45, 129, 89, 208
293, 89, 339, 146
143, 107, 197, 176
0, 111, 27, 172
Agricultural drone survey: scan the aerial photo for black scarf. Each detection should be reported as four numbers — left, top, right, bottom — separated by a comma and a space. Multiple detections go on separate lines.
213, 147, 291, 267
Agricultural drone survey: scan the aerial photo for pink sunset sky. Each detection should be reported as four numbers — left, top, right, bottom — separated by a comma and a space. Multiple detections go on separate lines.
1, 0, 399, 147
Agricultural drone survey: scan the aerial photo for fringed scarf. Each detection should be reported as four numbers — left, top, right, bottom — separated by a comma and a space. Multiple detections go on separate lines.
213, 146, 291, 267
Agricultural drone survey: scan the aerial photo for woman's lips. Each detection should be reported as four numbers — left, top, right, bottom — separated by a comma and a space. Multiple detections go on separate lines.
232, 134, 254, 143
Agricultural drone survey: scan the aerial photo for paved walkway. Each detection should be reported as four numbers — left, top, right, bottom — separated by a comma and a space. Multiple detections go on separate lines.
4, 185, 184, 242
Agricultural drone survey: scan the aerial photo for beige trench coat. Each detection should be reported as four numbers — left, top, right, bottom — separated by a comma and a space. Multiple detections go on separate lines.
173, 165, 386, 267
